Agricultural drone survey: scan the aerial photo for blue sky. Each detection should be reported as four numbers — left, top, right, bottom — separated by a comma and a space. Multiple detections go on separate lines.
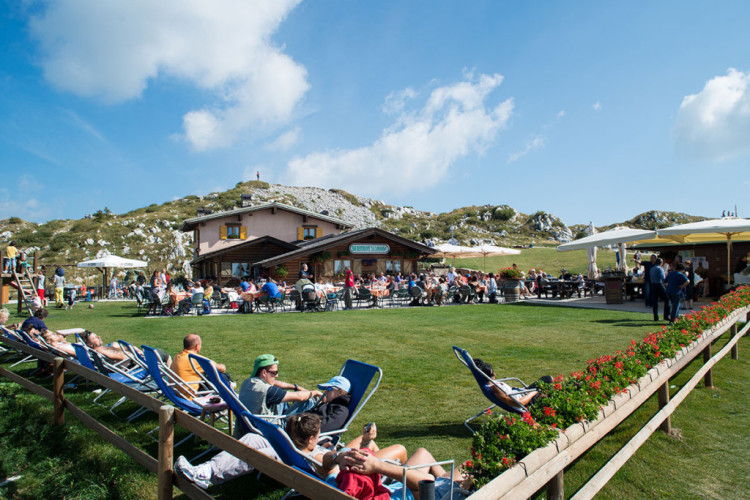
1, 1, 749, 226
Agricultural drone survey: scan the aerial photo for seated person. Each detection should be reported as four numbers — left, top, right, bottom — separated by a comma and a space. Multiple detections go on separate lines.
171, 334, 230, 399
82, 330, 172, 366
257, 278, 283, 308
178, 281, 204, 314
238, 354, 322, 419
0, 307, 21, 331
21, 308, 52, 333
308, 376, 351, 433
473, 358, 552, 409
175, 413, 468, 497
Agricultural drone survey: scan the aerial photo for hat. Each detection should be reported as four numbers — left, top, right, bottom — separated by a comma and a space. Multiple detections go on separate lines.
251, 354, 279, 377
317, 376, 351, 393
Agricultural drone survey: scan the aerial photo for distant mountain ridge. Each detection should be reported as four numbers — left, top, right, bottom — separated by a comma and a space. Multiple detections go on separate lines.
0, 181, 704, 280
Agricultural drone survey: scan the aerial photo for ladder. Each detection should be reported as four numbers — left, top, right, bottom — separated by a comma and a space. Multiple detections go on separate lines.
11, 266, 37, 316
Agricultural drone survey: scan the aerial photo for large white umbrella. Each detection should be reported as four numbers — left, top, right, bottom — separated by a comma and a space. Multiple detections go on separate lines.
586, 223, 598, 279
470, 245, 521, 271
77, 255, 148, 297
657, 217, 750, 284
77, 255, 148, 269
557, 227, 664, 251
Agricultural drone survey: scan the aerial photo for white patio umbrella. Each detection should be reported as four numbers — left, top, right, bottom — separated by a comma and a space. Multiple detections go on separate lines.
431, 244, 483, 268
586, 222, 598, 279
557, 227, 664, 251
470, 244, 521, 271
657, 217, 750, 284
77, 255, 148, 296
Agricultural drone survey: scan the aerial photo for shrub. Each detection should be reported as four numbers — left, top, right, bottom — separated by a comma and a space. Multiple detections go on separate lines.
492, 207, 515, 221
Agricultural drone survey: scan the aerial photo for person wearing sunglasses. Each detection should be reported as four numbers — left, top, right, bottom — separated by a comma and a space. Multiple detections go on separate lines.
238, 353, 322, 421
308, 376, 351, 433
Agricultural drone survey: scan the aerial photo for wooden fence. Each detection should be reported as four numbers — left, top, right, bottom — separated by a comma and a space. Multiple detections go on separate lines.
470, 306, 750, 499
0, 335, 354, 500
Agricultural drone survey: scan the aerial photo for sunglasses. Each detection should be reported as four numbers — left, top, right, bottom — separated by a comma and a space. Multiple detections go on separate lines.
266, 370, 279, 377
326, 386, 336, 392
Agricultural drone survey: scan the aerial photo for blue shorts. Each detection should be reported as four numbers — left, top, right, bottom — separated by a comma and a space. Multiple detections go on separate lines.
385, 477, 459, 500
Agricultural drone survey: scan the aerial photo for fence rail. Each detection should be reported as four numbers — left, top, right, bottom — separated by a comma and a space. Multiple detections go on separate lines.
0, 335, 353, 500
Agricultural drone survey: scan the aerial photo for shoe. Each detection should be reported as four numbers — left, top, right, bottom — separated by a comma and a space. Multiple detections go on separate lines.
175, 455, 211, 490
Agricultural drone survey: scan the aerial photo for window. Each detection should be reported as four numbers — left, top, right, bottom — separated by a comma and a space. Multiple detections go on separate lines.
385, 260, 401, 273
334, 260, 351, 274
298, 226, 322, 240
303, 228, 316, 240
221, 224, 246, 240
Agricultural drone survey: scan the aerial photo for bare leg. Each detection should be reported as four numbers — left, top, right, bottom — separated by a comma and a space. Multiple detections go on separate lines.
405, 447, 448, 478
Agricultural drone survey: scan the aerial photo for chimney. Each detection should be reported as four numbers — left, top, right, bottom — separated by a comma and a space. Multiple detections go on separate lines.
240, 194, 253, 207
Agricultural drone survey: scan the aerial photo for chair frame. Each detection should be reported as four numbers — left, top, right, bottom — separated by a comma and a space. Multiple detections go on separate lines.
453, 346, 534, 434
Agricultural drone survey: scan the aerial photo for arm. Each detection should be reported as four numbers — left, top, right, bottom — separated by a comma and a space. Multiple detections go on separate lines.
490, 383, 535, 408
280, 388, 322, 403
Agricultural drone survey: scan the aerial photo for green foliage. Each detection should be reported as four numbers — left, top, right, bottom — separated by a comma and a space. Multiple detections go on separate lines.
492, 206, 515, 221
7, 216, 23, 224
420, 229, 435, 239
497, 267, 524, 280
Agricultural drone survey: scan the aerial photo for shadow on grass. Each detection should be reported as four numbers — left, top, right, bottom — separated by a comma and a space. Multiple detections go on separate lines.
591, 318, 660, 328
387, 422, 469, 440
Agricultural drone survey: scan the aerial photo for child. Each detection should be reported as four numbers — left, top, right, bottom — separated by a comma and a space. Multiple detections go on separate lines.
67, 287, 77, 310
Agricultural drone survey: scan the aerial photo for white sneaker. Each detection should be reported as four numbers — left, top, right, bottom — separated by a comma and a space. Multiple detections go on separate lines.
174, 455, 211, 490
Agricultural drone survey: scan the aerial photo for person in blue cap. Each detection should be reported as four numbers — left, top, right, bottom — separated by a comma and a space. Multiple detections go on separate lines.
308, 375, 352, 433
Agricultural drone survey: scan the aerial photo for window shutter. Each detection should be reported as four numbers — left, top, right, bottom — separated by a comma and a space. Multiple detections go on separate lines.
352, 259, 362, 275
323, 260, 334, 276
220, 226, 227, 240
297, 227, 304, 240
240, 226, 247, 239
315, 227, 322, 238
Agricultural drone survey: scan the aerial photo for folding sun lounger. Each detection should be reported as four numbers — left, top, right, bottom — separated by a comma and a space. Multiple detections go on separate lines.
452, 346, 536, 434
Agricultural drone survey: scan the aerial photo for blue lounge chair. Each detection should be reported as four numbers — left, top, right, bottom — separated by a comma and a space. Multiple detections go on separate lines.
452, 346, 534, 434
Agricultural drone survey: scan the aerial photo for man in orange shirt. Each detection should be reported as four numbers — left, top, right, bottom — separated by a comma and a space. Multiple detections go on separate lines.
171, 334, 229, 399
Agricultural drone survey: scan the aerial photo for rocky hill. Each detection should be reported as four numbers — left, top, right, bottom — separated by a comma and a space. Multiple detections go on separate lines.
0, 181, 704, 283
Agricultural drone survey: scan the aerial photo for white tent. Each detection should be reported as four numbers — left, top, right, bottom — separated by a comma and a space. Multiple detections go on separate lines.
657, 217, 750, 284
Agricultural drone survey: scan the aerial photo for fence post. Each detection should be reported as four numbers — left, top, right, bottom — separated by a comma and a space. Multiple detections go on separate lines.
730, 323, 738, 360
702, 344, 713, 388
53, 357, 65, 425
158, 405, 175, 500
657, 382, 671, 434
546, 470, 564, 500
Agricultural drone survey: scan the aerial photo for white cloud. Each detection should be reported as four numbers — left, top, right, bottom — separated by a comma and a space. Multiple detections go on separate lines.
0, 188, 50, 222
283, 73, 513, 196
674, 68, 750, 161
382, 87, 418, 115
28, 0, 308, 151
266, 126, 301, 151
508, 136, 545, 163
592, 101, 602, 111
557, 110, 566, 118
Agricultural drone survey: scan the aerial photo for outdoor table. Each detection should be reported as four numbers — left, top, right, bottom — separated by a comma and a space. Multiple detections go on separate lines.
240, 290, 267, 312
192, 395, 232, 434
170, 291, 189, 306
624, 280, 644, 301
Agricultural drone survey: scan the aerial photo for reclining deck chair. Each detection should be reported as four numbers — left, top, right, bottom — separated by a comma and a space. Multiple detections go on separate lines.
142, 345, 229, 440
452, 346, 534, 434
188, 353, 284, 437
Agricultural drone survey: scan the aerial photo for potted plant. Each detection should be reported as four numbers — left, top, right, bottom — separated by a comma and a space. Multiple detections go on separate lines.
274, 264, 288, 279
498, 267, 524, 302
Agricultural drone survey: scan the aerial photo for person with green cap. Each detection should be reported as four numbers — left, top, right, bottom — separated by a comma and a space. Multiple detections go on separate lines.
238, 353, 322, 420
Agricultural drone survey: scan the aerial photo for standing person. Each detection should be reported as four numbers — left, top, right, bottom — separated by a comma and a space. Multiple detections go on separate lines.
54, 270, 66, 308
487, 272, 498, 303
150, 270, 165, 302
109, 275, 118, 299
665, 264, 689, 323
36, 267, 47, 307
684, 260, 695, 310
298, 263, 312, 280
4, 240, 18, 273
343, 267, 355, 310
256, 170, 260, 181
640, 254, 657, 308
649, 258, 669, 322
137, 271, 147, 286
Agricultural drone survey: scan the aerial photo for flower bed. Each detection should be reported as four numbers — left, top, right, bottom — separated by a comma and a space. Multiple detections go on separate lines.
465, 286, 750, 488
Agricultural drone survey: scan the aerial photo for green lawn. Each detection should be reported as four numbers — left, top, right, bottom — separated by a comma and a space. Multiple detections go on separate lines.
453, 246, 625, 275
0, 302, 747, 499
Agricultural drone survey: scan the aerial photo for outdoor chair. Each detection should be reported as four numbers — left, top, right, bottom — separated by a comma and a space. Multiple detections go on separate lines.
190, 292, 205, 315
408, 286, 424, 306
287, 289, 301, 311
356, 287, 374, 308
188, 353, 285, 437
210, 290, 224, 309
323, 290, 339, 311
11, 329, 53, 370
458, 285, 476, 304
447, 285, 461, 303
452, 346, 534, 434
394, 288, 410, 307
142, 345, 229, 441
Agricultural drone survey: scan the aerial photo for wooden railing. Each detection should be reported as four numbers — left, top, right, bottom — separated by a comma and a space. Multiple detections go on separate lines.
0, 336, 354, 500
470, 306, 750, 499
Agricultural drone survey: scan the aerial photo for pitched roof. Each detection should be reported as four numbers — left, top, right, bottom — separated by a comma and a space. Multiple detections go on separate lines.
253, 227, 436, 268
181, 201, 352, 232
190, 235, 299, 264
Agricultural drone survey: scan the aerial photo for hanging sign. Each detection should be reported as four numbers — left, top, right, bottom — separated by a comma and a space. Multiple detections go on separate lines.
349, 243, 390, 254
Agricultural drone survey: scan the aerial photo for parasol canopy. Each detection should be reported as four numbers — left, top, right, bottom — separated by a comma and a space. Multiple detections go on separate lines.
470, 244, 521, 271
557, 227, 664, 251
657, 217, 750, 284
77, 255, 148, 268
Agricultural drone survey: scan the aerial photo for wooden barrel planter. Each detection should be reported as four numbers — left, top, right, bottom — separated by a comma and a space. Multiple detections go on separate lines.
503, 280, 521, 302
